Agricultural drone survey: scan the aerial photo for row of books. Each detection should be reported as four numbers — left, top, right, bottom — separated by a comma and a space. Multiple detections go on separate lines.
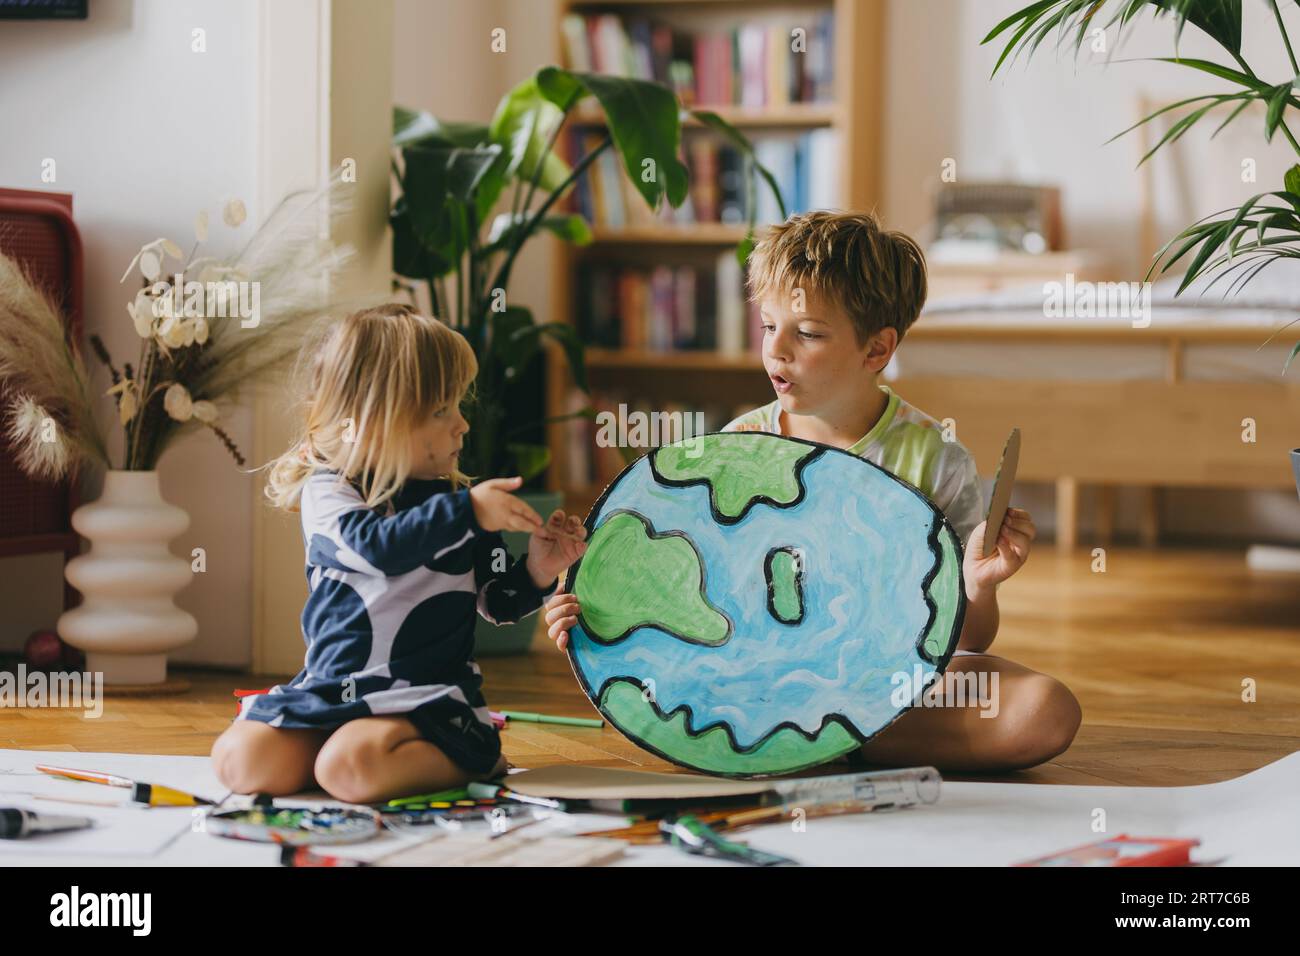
561, 12, 835, 108
564, 389, 759, 488
575, 256, 765, 355
567, 127, 841, 229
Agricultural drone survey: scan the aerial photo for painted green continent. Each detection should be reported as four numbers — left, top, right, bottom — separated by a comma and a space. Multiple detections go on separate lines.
600, 679, 860, 777
767, 548, 802, 623
575, 511, 729, 645
654, 434, 816, 520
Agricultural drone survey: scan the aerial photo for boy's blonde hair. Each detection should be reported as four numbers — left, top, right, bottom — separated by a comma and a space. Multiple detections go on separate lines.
264, 303, 477, 512
747, 210, 928, 345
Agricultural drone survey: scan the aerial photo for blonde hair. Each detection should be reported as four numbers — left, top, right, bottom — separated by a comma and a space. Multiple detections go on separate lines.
263, 303, 477, 512
746, 210, 928, 345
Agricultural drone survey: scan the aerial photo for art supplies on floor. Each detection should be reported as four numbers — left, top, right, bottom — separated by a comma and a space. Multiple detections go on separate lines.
1, 747, 1296, 865
0, 807, 94, 839
36, 763, 214, 806
1015, 835, 1202, 867
505, 764, 941, 814
283, 831, 627, 867
659, 814, 799, 866
203, 805, 383, 846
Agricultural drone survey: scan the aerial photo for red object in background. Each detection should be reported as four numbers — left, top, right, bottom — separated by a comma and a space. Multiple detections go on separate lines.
233, 687, 272, 717
0, 188, 84, 614
22, 628, 87, 671
23, 629, 63, 668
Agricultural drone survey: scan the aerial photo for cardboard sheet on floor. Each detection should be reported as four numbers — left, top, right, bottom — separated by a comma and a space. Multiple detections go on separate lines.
504, 765, 777, 800
0, 748, 1296, 865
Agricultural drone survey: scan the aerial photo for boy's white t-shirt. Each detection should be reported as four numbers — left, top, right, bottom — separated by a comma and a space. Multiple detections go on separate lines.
722, 386, 986, 545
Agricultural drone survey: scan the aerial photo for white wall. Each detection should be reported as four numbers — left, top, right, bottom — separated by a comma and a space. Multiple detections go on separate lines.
0, 0, 260, 663
392, 0, 560, 327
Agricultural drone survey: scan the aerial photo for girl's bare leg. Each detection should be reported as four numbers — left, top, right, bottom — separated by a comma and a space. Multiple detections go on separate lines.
313, 715, 506, 804
210, 720, 333, 796
856, 654, 1082, 773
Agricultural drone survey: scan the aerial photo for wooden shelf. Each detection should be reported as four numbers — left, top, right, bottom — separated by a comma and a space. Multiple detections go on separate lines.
588, 224, 749, 245
547, 0, 884, 496
586, 347, 762, 370
573, 102, 838, 129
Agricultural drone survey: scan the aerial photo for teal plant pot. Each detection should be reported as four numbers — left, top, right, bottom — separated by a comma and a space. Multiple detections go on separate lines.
1293, 449, 1300, 501
473, 490, 564, 657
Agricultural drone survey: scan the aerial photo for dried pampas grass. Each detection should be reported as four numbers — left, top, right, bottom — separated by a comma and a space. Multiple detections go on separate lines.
0, 254, 109, 481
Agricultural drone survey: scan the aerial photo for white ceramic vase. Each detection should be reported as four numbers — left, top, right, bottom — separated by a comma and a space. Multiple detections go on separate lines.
57, 470, 196, 685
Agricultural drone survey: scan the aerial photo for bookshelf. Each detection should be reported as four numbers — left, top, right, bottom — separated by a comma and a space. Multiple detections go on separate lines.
547, 0, 885, 515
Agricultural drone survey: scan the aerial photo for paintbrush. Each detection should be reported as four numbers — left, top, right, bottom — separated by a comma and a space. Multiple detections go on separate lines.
35, 764, 214, 807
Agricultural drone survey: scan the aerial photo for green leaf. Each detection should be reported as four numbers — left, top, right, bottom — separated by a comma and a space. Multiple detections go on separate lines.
484, 212, 592, 254
399, 145, 499, 280
393, 106, 490, 148
690, 110, 787, 220
1285, 339, 1300, 375
1286, 164, 1300, 197
488, 76, 573, 196
537, 67, 690, 210
1152, 0, 1242, 56
1266, 83, 1290, 141
505, 442, 552, 483
489, 306, 540, 378
391, 198, 452, 279
736, 231, 756, 267
1148, 57, 1265, 93
534, 321, 589, 393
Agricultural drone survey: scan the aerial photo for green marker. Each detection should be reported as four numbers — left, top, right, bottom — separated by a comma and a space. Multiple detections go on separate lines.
385, 787, 469, 808
498, 709, 604, 728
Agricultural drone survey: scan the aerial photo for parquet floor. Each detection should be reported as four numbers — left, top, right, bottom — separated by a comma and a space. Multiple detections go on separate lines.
4, 547, 1297, 787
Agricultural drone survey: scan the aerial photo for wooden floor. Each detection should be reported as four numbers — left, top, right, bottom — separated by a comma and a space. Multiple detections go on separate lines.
4, 546, 1298, 787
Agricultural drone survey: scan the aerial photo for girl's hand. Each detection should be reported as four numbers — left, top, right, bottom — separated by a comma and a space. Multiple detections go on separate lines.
543, 590, 582, 652
964, 507, 1035, 598
526, 511, 588, 591
470, 477, 543, 533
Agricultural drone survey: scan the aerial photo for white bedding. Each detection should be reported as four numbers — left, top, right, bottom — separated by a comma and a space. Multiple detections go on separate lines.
904, 263, 1300, 382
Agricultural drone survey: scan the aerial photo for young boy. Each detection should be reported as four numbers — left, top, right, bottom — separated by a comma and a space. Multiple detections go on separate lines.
544, 211, 1081, 773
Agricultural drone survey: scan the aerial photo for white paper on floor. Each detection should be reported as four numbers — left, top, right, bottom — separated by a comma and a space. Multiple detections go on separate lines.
0, 750, 225, 858
609, 751, 1300, 866
0, 748, 1296, 865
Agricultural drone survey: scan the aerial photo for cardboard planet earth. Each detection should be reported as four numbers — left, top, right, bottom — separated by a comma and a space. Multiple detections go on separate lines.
565, 431, 967, 778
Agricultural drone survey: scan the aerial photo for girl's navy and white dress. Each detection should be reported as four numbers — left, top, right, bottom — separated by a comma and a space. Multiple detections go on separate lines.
236, 470, 556, 774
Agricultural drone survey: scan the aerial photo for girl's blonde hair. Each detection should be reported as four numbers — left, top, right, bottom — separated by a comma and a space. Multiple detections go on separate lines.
264, 303, 477, 512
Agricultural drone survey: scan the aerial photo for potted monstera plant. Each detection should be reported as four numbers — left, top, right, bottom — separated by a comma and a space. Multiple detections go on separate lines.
391, 66, 783, 652
984, 0, 1300, 499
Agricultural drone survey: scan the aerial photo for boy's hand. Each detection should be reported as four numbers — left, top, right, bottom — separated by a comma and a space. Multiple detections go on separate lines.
525, 510, 587, 591
964, 507, 1035, 598
543, 590, 581, 652
470, 477, 543, 533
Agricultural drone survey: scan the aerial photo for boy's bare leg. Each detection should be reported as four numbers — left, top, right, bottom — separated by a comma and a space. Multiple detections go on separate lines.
857, 654, 1081, 773
210, 721, 333, 796
313, 715, 506, 804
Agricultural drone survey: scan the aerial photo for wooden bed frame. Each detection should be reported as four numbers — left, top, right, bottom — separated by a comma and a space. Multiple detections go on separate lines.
895, 321, 1300, 551
893, 95, 1300, 552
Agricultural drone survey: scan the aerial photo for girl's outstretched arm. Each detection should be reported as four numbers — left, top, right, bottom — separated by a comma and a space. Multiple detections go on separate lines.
302, 473, 480, 577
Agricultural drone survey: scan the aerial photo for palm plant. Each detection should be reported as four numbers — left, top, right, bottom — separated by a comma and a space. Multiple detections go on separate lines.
984, 0, 1300, 368
391, 66, 784, 482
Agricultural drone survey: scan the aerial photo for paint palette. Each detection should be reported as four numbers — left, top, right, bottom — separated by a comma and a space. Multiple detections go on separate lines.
204, 805, 382, 846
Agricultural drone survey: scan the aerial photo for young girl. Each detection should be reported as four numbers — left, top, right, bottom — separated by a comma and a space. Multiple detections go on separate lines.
211, 304, 587, 804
